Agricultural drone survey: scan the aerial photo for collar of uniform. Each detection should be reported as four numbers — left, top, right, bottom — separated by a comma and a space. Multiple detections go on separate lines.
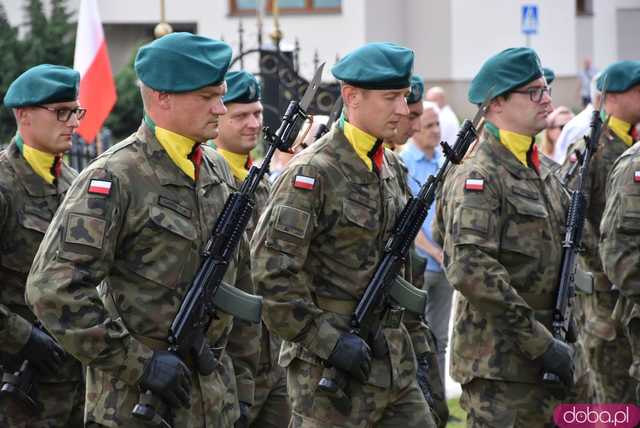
138, 121, 196, 188
327, 126, 379, 184
16, 133, 57, 185
217, 147, 249, 181
484, 129, 539, 180
608, 115, 634, 147
144, 114, 199, 181
6, 138, 60, 196
341, 119, 381, 172
485, 121, 534, 167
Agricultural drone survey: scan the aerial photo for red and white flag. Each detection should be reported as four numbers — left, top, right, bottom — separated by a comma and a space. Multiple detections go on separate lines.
74, 0, 116, 143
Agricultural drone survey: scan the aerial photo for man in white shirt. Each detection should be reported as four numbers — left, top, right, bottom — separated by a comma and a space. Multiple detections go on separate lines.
426, 86, 459, 146
552, 72, 601, 164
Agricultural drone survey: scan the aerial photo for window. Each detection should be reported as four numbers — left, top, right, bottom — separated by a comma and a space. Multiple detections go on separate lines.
576, 0, 593, 16
229, 0, 341, 16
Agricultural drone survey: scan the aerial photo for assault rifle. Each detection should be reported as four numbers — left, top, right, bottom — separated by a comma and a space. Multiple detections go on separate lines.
131, 64, 325, 427
543, 85, 609, 385
313, 96, 343, 141
316, 96, 491, 415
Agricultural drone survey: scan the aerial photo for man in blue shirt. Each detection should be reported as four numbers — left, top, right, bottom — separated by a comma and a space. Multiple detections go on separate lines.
400, 101, 452, 391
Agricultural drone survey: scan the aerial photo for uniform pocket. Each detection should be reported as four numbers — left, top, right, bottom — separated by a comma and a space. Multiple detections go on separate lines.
124, 205, 198, 289
501, 191, 548, 258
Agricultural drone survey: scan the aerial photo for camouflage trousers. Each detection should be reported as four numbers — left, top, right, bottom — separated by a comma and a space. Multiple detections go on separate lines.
0, 379, 84, 428
286, 359, 436, 428
249, 362, 290, 428
460, 378, 565, 428
583, 291, 638, 402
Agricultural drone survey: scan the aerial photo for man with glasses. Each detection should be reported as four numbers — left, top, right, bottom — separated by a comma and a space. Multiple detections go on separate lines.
25, 33, 259, 427
439, 47, 574, 426
564, 60, 640, 404
0, 64, 84, 427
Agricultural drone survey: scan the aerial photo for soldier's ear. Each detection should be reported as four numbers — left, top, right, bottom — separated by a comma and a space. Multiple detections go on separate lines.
14, 108, 31, 127
342, 85, 361, 110
155, 91, 172, 110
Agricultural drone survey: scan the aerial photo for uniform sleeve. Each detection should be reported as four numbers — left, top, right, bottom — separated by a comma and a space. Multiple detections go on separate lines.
444, 170, 553, 360
0, 188, 33, 352
600, 158, 640, 305
25, 167, 153, 385
225, 235, 260, 405
250, 164, 341, 361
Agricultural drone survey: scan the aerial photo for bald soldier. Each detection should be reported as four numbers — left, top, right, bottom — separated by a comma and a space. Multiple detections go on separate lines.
214, 70, 289, 428
595, 61, 640, 404
0, 65, 84, 427
251, 42, 436, 428
439, 48, 575, 426
561, 60, 640, 403
25, 33, 259, 427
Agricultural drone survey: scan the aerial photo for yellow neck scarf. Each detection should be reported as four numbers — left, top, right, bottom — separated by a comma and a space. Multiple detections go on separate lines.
498, 128, 534, 167
608, 116, 634, 147
145, 115, 198, 181
218, 148, 249, 181
343, 120, 379, 171
16, 134, 56, 185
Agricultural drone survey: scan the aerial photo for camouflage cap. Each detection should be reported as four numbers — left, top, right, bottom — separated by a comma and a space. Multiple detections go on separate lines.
223, 71, 261, 104
468, 47, 543, 104
135, 32, 232, 92
4, 64, 80, 108
331, 42, 414, 90
597, 60, 640, 93
406, 74, 425, 104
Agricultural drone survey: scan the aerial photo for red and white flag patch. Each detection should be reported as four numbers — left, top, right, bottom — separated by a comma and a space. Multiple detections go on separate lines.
294, 175, 315, 190
635, 171, 640, 182
88, 179, 112, 195
464, 178, 484, 191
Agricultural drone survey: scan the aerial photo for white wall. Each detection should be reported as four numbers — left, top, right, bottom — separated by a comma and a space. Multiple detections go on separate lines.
450, 0, 576, 79
405, 0, 452, 80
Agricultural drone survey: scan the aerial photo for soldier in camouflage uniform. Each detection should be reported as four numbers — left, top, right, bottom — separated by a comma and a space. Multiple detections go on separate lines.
440, 48, 575, 427
596, 60, 640, 404
560, 60, 640, 403
251, 42, 436, 428
215, 70, 289, 428
0, 64, 84, 428
25, 33, 259, 427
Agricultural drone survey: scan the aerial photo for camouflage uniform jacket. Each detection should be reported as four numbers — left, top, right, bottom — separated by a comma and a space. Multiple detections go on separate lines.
441, 132, 568, 384
600, 142, 640, 305
0, 140, 80, 381
560, 129, 632, 290
251, 126, 429, 390
25, 123, 259, 427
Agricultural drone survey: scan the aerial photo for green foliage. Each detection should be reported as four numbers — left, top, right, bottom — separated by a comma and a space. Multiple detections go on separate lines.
0, 0, 76, 143
104, 46, 144, 141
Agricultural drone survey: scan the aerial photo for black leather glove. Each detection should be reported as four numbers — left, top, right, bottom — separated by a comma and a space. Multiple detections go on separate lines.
139, 351, 193, 409
327, 333, 372, 383
235, 401, 250, 428
416, 355, 435, 408
541, 338, 575, 387
20, 325, 64, 376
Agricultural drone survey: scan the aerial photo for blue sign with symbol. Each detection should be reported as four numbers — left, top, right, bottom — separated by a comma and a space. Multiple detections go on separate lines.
521, 4, 539, 35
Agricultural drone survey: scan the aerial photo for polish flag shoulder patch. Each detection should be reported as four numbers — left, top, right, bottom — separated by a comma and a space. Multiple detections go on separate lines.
634, 171, 640, 183
293, 175, 315, 190
464, 178, 484, 191
88, 179, 112, 195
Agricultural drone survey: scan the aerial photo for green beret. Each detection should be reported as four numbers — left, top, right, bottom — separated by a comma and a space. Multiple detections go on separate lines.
543, 67, 555, 85
468, 47, 543, 104
332, 42, 414, 90
406, 74, 424, 104
4, 64, 79, 108
597, 60, 640, 93
223, 71, 261, 104
135, 32, 232, 93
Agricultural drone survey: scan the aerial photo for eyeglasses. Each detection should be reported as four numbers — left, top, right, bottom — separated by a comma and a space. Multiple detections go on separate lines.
35, 105, 87, 122
511, 86, 552, 103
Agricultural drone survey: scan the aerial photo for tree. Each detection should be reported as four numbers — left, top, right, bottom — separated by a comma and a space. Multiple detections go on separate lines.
0, 0, 75, 143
